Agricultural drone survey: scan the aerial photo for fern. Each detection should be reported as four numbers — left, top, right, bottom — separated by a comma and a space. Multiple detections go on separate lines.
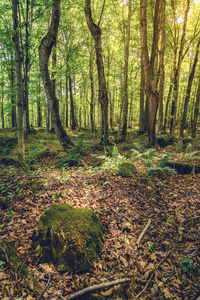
97, 143, 127, 170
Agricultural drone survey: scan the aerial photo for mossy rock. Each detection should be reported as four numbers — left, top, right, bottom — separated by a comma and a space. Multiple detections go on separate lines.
0, 197, 8, 209
118, 163, 138, 178
157, 135, 176, 148
32, 203, 104, 273
139, 173, 155, 188
165, 161, 200, 174
0, 239, 42, 294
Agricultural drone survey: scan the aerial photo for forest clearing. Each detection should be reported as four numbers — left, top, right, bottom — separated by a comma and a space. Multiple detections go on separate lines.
0, 128, 200, 300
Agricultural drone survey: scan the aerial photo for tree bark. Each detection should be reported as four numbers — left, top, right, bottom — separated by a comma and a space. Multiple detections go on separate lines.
89, 50, 95, 133
122, 0, 131, 140
39, 0, 73, 150
192, 76, 200, 138
69, 75, 77, 130
139, 58, 146, 134
158, 0, 165, 133
85, 0, 109, 145
180, 40, 199, 137
170, 0, 190, 136
12, 0, 25, 161
140, 0, 160, 147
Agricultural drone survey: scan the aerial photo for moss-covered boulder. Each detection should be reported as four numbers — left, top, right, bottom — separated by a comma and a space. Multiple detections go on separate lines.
118, 162, 138, 178
165, 161, 200, 174
139, 173, 155, 188
32, 204, 104, 273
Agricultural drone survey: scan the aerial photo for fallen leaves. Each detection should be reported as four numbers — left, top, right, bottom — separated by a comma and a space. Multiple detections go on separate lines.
0, 167, 200, 299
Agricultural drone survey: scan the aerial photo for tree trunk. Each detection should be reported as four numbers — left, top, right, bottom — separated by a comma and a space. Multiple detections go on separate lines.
192, 76, 200, 138
170, 0, 190, 136
139, 59, 146, 134
65, 73, 69, 128
39, 0, 73, 150
89, 51, 95, 133
37, 78, 42, 127
12, 0, 25, 161
180, 40, 199, 137
121, 0, 131, 140
140, 0, 160, 147
85, 0, 109, 145
158, 0, 165, 133
24, 0, 31, 134
69, 75, 77, 130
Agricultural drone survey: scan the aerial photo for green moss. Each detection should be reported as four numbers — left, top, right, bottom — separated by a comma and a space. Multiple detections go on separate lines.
0, 239, 29, 277
35, 204, 104, 273
118, 162, 138, 178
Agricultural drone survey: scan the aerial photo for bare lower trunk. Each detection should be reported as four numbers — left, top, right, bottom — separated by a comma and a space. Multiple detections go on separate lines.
12, 0, 25, 161
192, 77, 200, 138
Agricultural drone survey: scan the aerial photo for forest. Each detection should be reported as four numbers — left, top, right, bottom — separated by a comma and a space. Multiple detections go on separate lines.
0, 0, 200, 299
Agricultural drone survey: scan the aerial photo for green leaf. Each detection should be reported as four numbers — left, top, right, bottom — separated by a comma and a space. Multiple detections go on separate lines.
0, 260, 6, 266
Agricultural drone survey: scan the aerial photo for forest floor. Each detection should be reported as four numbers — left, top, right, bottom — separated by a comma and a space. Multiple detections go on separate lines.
0, 128, 200, 300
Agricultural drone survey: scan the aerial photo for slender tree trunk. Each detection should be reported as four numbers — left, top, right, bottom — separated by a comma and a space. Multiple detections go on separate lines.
12, 0, 25, 161
39, 0, 73, 150
69, 75, 77, 130
139, 59, 146, 134
180, 41, 199, 137
37, 78, 42, 127
89, 51, 95, 132
85, 0, 109, 145
140, 0, 160, 146
65, 73, 69, 128
158, 0, 165, 133
10, 57, 17, 127
121, 0, 131, 140
24, 0, 31, 134
170, 0, 190, 136
192, 76, 200, 138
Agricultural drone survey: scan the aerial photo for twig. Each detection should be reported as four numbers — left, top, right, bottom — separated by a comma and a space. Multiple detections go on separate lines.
62, 278, 130, 300
37, 274, 51, 300
98, 0, 106, 27
135, 219, 152, 250
134, 249, 173, 299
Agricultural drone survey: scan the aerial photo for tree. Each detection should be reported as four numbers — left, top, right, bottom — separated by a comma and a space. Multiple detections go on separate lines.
180, 40, 199, 137
121, 0, 132, 140
140, 0, 161, 146
39, 0, 73, 150
85, 0, 109, 145
12, 0, 25, 161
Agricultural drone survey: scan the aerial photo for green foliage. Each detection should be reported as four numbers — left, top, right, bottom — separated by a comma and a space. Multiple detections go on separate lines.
0, 260, 6, 266
131, 148, 176, 176
57, 147, 80, 169
97, 143, 127, 170
180, 258, 194, 273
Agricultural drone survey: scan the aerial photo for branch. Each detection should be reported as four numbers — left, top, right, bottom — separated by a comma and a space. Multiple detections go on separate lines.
135, 219, 151, 250
37, 274, 51, 300
61, 278, 130, 300
98, 0, 106, 27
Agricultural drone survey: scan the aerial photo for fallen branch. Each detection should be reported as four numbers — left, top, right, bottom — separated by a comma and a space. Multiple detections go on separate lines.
134, 249, 173, 299
61, 278, 130, 300
135, 219, 151, 250
37, 274, 51, 300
